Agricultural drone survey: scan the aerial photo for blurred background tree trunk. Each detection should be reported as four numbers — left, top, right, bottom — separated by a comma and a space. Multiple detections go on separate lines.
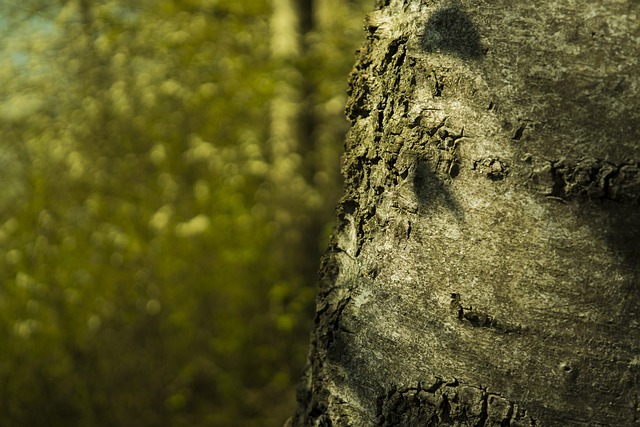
268, 0, 320, 285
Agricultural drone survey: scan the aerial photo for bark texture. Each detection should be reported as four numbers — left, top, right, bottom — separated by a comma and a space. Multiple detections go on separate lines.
292, 0, 640, 426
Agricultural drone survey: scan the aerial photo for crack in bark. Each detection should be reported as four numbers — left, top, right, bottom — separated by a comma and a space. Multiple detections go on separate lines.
376, 378, 539, 427
511, 124, 527, 140
528, 158, 640, 203
450, 293, 527, 334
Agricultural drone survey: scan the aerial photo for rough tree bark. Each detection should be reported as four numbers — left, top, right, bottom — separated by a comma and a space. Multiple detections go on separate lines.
290, 0, 640, 425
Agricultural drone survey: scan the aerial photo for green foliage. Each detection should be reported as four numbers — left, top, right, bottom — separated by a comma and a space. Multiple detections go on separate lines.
0, 0, 370, 426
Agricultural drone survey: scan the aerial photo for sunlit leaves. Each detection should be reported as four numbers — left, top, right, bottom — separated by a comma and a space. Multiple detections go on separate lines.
0, 0, 370, 425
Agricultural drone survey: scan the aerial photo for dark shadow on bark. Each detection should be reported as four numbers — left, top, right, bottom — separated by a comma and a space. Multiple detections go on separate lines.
420, 2, 484, 60
557, 164, 640, 273
576, 202, 640, 308
602, 208, 640, 315
602, 208, 640, 267
413, 159, 464, 221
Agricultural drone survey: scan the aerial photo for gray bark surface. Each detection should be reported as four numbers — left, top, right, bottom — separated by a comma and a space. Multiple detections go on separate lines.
292, 1, 640, 425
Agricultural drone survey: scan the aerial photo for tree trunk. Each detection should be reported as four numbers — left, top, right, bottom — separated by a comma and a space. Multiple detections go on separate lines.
291, 0, 640, 425
269, 0, 321, 281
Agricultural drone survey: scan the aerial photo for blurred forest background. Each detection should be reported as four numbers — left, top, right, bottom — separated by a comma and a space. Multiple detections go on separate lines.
0, 0, 369, 425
